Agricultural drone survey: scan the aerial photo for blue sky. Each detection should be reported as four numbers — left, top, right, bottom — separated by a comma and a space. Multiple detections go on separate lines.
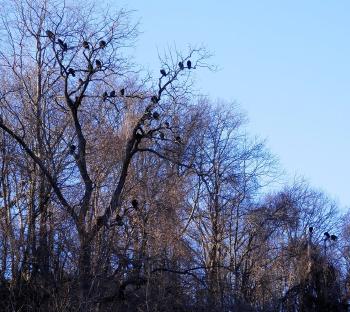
117, 1, 350, 209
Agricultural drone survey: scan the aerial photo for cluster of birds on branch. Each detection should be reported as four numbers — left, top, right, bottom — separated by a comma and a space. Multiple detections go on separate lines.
308, 227, 338, 241
159, 60, 192, 77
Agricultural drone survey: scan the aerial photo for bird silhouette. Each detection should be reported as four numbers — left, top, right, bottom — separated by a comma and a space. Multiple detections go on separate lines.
110, 90, 116, 97
178, 61, 184, 70
330, 234, 338, 241
324, 232, 330, 239
132, 199, 138, 209
120, 88, 125, 96
102, 92, 108, 102
309, 227, 313, 233
152, 111, 160, 120
95, 59, 102, 69
151, 96, 158, 104
160, 69, 167, 76
175, 136, 181, 144
46, 30, 54, 40
68, 68, 75, 77
69, 144, 76, 154
187, 60, 192, 69
99, 40, 106, 48
82, 41, 89, 49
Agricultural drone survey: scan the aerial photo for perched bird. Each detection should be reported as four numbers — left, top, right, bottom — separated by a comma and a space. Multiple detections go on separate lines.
110, 90, 116, 97
131, 199, 138, 209
63, 43, 68, 52
99, 40, 106, 48
95, 59, 102, 69
78, 78, 84, 85
164, 121, 170, 128
309, 227, 313, 233
175, 136, 181, 144
68, 68, 75, 77
160, 69, 167, 76
178, 61, 184, 70
159, 132, 165, 140
324, 232, 330, 239
187, 60, 192, 69
102, 91, 108, 102
120, 88, 125, 96
82, 41, 89, 49
152, 111, 160, 120
330, 234, 338, 241
69, 144, 76, 155
46, 30, 54, 40
57, 38, 64, 46
151, 95, 158, 104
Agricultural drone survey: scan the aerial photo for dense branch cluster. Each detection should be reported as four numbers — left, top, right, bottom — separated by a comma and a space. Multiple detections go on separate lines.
0, 1, 349, 311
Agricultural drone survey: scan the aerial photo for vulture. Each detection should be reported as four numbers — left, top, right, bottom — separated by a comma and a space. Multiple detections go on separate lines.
152, 111, 160, 120
131, 199, 138, 209
330, 234, 338, 241
324, 232, 330, 239
178, 61, 184, 70
309, 227, 313, 233
187, 60, 192, 69
120, 88, 125, 96
99, 40, 106, 48
164, 121, 170, 128
110, 90, 116, 97
68, 68, 75, 77
151, 95, 158, 104
159, 132, 165, 140
82, 41, 89, 49
102, 91, 108, 102
69, 144, 76, 154
46, 30, 54, 40
160, 69, 167, 76
175, 136, 181, 144
95, 59, 102, 69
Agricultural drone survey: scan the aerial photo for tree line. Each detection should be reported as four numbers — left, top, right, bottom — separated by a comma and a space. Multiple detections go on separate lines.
0, 1, 349, 311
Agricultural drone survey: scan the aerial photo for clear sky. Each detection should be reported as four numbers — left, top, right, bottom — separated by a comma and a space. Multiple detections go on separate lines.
117, 0, 350, 209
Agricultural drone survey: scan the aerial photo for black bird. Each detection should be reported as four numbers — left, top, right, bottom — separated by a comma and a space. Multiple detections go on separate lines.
178, 61, 184, 70
151, 95, 158, 104
152, 111, 160, 120
57, 39, 67, 51
120, 88, 125, 96
159, 132, 165, 140
187, 60, 192, 69
68, 68, 75, 77
69, 144, 76, 154
131, 199, 138, 209
309, 227, 313, 233
82, 41, 89, 49
330, 234, 338, 241
175, 136, 181, 144
46, 30, 54, 40
95, 59, 102, 69
324, 232, 330, 239
164, 121, 170, 128
160, 69, 167, 76
110, 90, 116, 97
102, 91, 108, 102
99, 40, 106, 48
78, 78, 84, 85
